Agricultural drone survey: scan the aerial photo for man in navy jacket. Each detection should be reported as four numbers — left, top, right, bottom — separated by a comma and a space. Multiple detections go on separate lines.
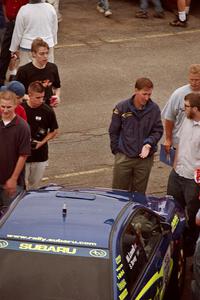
109, 77, 163, 194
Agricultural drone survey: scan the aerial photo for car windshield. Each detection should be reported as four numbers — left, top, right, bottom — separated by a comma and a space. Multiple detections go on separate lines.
0, 243, 112, 300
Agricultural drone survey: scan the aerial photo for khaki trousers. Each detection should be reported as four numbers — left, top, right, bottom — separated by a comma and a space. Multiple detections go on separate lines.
112, 152, 154, 194
26, 161, 48, 190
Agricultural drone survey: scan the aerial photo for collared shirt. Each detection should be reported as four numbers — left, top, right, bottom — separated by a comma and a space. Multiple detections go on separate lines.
176, 118, 200, 179
0, 115, 31, 186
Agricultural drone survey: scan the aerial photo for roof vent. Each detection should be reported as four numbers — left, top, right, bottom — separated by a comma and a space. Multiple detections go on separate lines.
56, 191, 95, 201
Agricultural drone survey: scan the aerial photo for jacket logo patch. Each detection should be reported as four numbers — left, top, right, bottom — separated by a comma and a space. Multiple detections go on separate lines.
122, 112, 133, 118
113, 108, 120, 115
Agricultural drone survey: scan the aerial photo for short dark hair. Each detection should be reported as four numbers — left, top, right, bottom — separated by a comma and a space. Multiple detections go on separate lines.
31, 38, 49, 53
28, 81, 45, 94
185, 93, 200, 111
135, 78, 154, 90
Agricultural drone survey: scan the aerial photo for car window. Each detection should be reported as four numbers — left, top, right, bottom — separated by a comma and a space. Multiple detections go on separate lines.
121, 209, 162, 294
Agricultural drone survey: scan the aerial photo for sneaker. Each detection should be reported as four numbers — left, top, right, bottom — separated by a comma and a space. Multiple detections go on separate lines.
169, 18, 187, 27
135, 11, 148, 19
153, 12, 165, 18
175, 12, 189, 21
104, 9, 112, 17
96, 4, 105, 13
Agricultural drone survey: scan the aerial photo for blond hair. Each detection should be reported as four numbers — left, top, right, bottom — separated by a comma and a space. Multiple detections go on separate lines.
189, 64, 200, 76
0, 90, 17, 105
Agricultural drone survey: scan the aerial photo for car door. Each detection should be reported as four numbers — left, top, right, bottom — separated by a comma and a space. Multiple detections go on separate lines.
119, 208, 171, 300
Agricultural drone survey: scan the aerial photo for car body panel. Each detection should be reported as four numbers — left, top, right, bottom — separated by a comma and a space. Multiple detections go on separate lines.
0, 185, 185, 300
0, 188, 130, 249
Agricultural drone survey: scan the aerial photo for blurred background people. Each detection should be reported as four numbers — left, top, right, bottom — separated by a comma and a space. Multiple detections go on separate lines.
96, 0, 112, 17
0, 0, 6, 48
170, 0, 191, 27
0, 0, 28, 87
9, 0, 58, 67
45, 0, 62, 22
135, 0, 165, 18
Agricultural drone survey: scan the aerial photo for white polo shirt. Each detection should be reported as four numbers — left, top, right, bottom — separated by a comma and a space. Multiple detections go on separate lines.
175, 118, 200, 179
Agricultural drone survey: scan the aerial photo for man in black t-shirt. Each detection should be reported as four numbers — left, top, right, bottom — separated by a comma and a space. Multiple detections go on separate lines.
16, 38, 61, 107
22, 81, 58, 189
0, 90, 31, 208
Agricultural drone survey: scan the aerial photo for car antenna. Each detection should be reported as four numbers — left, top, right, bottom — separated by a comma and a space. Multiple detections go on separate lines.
62, 203, 67, 219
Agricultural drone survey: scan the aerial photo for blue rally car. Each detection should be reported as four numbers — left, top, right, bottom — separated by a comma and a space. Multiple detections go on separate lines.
0, 185, 185, 300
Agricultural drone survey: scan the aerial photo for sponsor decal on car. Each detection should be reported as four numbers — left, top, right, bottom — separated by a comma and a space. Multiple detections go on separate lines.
125, 243, 139, 270
6, 234, 97, 246
0, 240, 109, 259
135, 246, 173, 300
19, 243, 77, 255
89, 249, 107, 258
171, 214, 179, 233
0, 240, 8, 248
116, 255, 128, 300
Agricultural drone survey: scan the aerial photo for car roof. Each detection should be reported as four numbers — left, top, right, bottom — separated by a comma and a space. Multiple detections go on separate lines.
0, 186, 146, 249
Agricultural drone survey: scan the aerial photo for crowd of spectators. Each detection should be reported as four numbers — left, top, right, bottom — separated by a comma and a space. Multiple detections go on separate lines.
0, 0, 61, 209
96, 0, 193, 28
0, 1, 200, 298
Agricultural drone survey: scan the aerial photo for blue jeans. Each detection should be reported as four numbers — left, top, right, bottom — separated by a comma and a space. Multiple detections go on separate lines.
140, 0, 163, 13
98, 0, 110, 11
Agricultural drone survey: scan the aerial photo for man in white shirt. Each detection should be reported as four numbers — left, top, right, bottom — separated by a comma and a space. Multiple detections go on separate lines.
162, 64, 200, 152
45, 0, 62, 22
167, 92, 200, 256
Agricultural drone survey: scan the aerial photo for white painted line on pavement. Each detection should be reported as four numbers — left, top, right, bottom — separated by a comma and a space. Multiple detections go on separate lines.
42, 154, 161, 181
55, 28, 200, 49
42, 167, 111, 181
